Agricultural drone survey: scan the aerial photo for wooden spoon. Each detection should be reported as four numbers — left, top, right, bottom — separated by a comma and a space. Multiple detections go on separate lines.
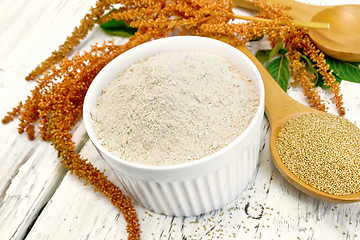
233, 0, 360, 62
238, 45, 360, 202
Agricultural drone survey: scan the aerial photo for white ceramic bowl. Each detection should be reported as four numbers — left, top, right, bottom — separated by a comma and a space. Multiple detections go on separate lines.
83, 36, 265, 217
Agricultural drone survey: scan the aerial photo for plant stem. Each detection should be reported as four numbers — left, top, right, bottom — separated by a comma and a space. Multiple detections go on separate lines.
230, 13, 329, 29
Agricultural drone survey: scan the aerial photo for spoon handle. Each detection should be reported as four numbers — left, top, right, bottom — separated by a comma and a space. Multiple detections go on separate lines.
232, 0, 259, 11
232, 0, 325, 21
238, 46, 316, 126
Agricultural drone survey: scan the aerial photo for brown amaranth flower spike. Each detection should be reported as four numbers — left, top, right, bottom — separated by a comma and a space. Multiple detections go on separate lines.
25, 0, 114, 81
18, 41, 143, 239
287, 47, 326, 111
255, 1, 344, 115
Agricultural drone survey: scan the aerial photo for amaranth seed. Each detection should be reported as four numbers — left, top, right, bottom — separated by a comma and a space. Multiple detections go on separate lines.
276, 113, 360, 195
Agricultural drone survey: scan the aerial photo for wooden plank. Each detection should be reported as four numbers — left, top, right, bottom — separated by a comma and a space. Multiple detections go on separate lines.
26, 118, 360, 240
0, 0, 97, 239
23, 138, 131, 239
23, 119, 269, 239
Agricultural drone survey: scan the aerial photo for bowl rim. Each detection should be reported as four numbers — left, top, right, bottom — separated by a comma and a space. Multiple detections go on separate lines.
83, 36, 265, 175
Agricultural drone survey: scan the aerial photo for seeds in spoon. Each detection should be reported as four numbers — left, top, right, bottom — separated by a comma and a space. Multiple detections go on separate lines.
276, 113, 360, 195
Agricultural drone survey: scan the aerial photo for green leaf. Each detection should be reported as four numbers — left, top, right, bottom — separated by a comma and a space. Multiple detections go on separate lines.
255, 41, 286, 65
301, 55, 319, 85
249, 34, 264, 41
99, 19, 137, 37
349, 62, 360, 67
269, 41, 283, 60
278, 48, 288, 55
255, 50, 271, 64
325, 56, 360, 84
317, 73, 342, 88
266, 55, 290, 92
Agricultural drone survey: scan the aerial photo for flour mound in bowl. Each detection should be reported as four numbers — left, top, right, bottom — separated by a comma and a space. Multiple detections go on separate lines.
91, 50, 260, 166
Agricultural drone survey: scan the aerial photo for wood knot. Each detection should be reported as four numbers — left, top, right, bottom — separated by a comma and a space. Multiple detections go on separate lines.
244, 202, 264, 219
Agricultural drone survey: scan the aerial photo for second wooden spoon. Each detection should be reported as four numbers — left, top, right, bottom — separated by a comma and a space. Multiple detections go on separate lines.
233, 0, 360, 62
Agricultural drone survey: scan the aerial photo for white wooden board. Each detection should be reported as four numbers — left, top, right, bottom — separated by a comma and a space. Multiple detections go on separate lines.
1, 0, 360, 239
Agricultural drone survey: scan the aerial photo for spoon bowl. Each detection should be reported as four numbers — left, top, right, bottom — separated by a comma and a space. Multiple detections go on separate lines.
238, 45, 360, 202
310, 5, 360, 62
233, 0, 360, 62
